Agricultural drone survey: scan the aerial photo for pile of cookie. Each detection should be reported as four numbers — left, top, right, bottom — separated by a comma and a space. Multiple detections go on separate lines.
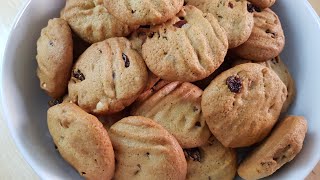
36, 0, 308, 179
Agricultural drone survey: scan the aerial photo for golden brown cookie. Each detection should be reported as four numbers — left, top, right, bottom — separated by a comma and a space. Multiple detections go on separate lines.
185, 136, 237, 180
61, 0, 137, 43
238, 116, 308, 180
232, 56, 296, 113
233, 8, 285, 61
132, 82, 211, 148
47, 103, 115, 179
104, 0, 184, 26
68, 37, 148, 115
36, 18, 73, 99
109, 116, 187, 180
201, 63, 287, 148
248, 0, 276, 9
186, 0, 254, 48
142, 5, 228, 82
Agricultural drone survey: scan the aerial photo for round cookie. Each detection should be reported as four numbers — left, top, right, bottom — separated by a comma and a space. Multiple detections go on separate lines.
238, 116, 308, 180
185, 136, 237, 180
104, 0, 184, 26
131, 82, 211, 148
109, 116, 187, 180
47, 103, 115, 179
233, 8, 285, 61
232, 56, 296, 113
36, 18, 73, 99
142, 5, 228, 82
61, 0, 138, 43
68, 37, 148, 115
201, 63, 288, 148
248, 0, 276, 9
186, 0, 254, 48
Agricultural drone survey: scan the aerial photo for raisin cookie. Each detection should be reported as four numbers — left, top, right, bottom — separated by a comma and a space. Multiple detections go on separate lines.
132, 82, 211, 148
248, 0, 276, 9
185, 136, 237, 180
36, 18, 73, 99
47, 103, 115, 179
109, 116, 187, 180
233, 56, 296, 113
104, 0, 184, 26
68, 37, 148, 115
233, 8, 285, 61
238, 116, 307, 180
202, 63, 287, 148
142, 5, 228, 82
61, 0, 137, 43
186, 0, 254, 48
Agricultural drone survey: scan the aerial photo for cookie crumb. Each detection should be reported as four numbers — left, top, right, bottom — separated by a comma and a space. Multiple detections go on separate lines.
122, 53, 130, 68
226, 75, 242, 93
184, 148, 201, 162
173, 20, 188, 28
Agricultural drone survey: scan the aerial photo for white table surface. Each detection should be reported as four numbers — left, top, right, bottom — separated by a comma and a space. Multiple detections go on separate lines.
0, 0, 319, 179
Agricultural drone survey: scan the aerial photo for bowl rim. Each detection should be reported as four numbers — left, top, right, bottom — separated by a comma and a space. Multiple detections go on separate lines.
0, 0, 320, 179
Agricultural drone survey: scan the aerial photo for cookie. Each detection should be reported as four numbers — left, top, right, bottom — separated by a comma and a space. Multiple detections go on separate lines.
232, 56, 296, 113
104, 0, 184, 26
201, 63, 287, 148
248, 0, 276, 9
185, 136, 237, 180
238, 116, 308, 180
68, 37, 148, 115
233, 8, 285, 61
109, 116, 187, 180
36, 18, 73, 99
132, 82, 211, 148
186, 0, 254, 48
47, 103, 115, 179
61, 0, 138, 43
142, 5, 228, 82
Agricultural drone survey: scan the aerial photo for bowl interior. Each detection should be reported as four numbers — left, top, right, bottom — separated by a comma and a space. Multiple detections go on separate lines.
1, 0, 320, 179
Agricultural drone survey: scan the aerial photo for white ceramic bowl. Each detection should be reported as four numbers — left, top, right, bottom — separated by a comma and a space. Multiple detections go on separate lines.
1, 0, 320, 179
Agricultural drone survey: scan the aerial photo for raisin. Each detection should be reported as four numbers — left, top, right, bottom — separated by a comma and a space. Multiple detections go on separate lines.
73, 69, 85, 81
81, 172, 86, 175
48, 98, 62, 107
228, 2, 234, 8
131, 10, 136, 14
173, 20, 188, 28
122, 53, 130, 68
226, 75, 242, 93
184, 148, 201, 162
49, 41, 54, 46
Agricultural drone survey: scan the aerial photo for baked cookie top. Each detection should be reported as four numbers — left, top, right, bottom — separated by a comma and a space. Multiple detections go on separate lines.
185, 136, 237, 180
47, 103, 115, 179
68, 37, 148, 115
132, 82, 211, 148
202, 63, 287, 148
238, 116, 307, 179
104, 0, 184, 26
142, 5, 228, 82
187, 0, 254, 48
36, 18, 73, 99
232, 56, 295, 113
61, 0, 137, 43
109, 116, 187, 180
233, 8, 285, 61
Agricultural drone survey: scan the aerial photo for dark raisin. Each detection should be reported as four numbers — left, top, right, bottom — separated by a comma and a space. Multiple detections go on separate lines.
122, 53, 130, 68
146, 152, 150, 157
148, 32, 155, 38
218, 15, 223, 19
140, 25, 150, 29
112, 71, 116, 79
131, 10, 136, 13
195, 122, 201, 127
184, 148, 201, 162
247, 3, 255, 13
98, 49, 102, 53
81, 172, 86, 175
173, 20, 188, 28
49, 41, 54, 46
226, 75, 242, 93
266, 29, 277, 38
73, 69, 85, 81
48, 98, 62, 107
228, 2, 234, 8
